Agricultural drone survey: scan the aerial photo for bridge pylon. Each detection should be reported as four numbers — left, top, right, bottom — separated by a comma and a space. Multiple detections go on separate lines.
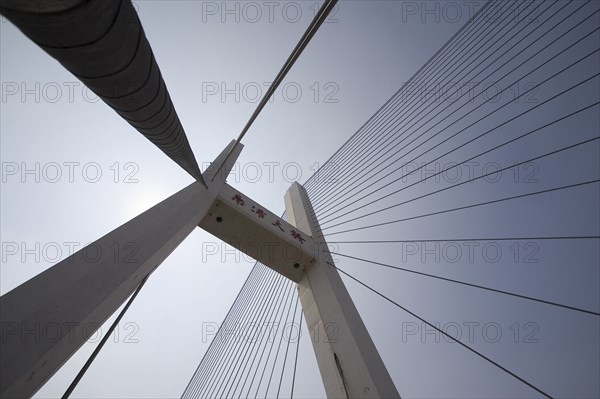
284, 182, 400, 399
1, 141, 399, 398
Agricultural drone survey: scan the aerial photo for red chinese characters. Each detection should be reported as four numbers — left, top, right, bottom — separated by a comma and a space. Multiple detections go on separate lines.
272, 219, 285, 232
251, 205, 266, 219
291, 230, 305, 244
232, 194, 245, 206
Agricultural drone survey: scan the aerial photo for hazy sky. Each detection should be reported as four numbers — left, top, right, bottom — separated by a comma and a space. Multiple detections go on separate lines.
1, 1, 599, 398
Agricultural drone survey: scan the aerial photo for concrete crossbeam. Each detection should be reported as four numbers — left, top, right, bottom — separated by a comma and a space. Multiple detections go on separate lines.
199, 183, 315, 282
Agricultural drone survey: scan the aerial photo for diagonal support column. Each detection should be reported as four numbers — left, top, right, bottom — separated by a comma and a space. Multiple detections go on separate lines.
0, 141, 242, 399
285, 182, 400, 399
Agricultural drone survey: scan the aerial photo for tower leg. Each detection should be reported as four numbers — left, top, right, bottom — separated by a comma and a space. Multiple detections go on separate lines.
0, 142, 241, 398
285, 182, 400, 399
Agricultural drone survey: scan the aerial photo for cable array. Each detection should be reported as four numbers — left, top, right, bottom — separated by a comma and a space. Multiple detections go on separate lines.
300, 0, 599, 396
182, 262, 304, 399
184, 0, 599, 397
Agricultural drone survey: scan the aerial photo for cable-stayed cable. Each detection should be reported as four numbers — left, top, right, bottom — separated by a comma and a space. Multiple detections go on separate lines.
318, 12, 599, 220
314, 1, 592, 213
329, 262, 554, 398
319, 57, 600, 225
332, 252, 599, 316
307, 0, 522, 200
327, 179, 599, 236
303, 0, 503, 194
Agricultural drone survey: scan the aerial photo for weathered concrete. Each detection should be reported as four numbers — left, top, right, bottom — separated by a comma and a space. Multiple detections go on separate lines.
199, 183, 315, 282
285, 182, 400, 399
0, 141, 242, 398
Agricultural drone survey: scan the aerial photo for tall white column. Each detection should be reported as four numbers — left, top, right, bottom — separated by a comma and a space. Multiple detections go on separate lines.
0, 142, 242, 398
285, 182, 400, 399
